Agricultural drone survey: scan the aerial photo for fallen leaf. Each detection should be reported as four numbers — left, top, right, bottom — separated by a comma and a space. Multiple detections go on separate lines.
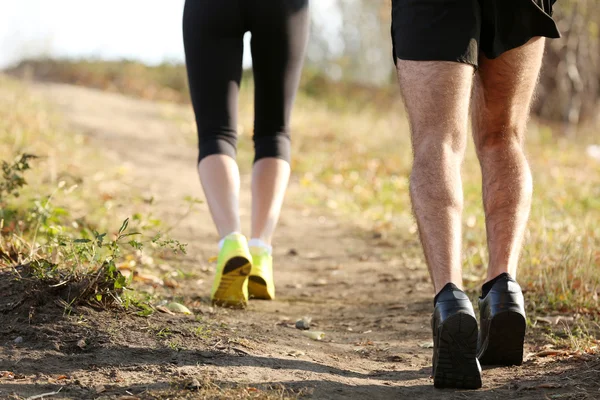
232, 347, 251, 355
536, 316, 574, 325
246, 387, 259, 393
167, 302, 192, 315
288, 350, 305, 357
0, 371, 15, 379
134, 272, 164, 286
302, 331, 325, 341
187, 378, 201, 390
163, 278, 180, 288
419, 341, 434, 349
535, 349, 569, 357
156, 305, 175, 315
95, 385, 106, 393
57, 375, 68, 380
117, 260, 136, 271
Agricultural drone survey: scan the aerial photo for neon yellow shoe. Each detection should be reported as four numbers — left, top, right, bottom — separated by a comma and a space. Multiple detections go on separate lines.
211, 233, 252, 308
248, 247, 275, 300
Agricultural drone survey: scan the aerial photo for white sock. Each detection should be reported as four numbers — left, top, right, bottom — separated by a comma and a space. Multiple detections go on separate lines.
248, 238, 272, 255
218, 231, 241, 250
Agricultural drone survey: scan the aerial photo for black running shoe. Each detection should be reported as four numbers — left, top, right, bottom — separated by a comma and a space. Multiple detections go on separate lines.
477, 273, 526, 366
432, 284, 482, 389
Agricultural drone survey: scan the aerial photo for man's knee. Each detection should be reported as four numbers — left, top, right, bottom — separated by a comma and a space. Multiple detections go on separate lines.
412, 126, 467, 161
475, 125, 525, 154
410, 135, 465, 206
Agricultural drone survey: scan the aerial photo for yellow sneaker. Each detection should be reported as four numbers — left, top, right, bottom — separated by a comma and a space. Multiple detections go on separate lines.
248, 246, 275, 300
211, 233, 252, 308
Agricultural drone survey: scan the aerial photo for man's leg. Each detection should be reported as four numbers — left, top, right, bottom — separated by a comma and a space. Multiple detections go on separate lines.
472, 37, 546, 366
396, 60, 473, 294
472, 37, 545, 282
397, 60, 482, 389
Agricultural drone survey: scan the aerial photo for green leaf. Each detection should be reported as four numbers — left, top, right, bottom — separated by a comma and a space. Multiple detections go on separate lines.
114, 274, 127, 289
167, 302, 192, 315
96, 294, 102, 302
74, 239, 91, 243
119, 231, 141, 238
95, 232, 106, 246
129, 240, 143, 250
118, 218, 130, 235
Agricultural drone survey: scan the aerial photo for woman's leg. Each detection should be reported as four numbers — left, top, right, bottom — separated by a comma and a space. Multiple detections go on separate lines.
248, 0, 310, 245
183, 0, 245, 239
183, 0, 252, 307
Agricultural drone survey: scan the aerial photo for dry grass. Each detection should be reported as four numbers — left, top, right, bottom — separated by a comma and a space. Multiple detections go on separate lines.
0, 74, 183, 313
285, 90, 599, 318
18, 58, 595, 316
2, 59, 599, 340
154, 379, 306, 400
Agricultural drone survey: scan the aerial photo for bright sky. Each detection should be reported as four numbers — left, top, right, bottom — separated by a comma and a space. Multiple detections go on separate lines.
0, 0, 341, 68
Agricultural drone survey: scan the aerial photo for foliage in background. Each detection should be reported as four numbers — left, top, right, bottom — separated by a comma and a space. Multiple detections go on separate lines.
6, 59, 403, 113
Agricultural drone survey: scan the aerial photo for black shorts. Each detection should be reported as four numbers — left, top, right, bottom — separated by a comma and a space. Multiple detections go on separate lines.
391, 0, 561, 67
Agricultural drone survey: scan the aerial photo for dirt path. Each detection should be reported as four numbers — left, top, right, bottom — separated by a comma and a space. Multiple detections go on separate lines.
1, 83, 598, 400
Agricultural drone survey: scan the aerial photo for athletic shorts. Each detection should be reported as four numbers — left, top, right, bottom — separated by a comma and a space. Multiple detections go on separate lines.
391, 0, 561, 67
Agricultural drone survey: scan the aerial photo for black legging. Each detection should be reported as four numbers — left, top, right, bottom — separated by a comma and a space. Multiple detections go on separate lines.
183, 0, 310, 164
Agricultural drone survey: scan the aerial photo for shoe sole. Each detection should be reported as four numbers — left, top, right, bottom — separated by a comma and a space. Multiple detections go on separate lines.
433, 313, 482, 389
212, 256, 251, 308
248, 276, 274, 300
478, 310, 526, 366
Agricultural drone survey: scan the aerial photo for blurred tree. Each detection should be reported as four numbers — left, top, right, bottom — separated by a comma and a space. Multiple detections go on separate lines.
535, 0, 600, 129
307, 0, 393, 85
